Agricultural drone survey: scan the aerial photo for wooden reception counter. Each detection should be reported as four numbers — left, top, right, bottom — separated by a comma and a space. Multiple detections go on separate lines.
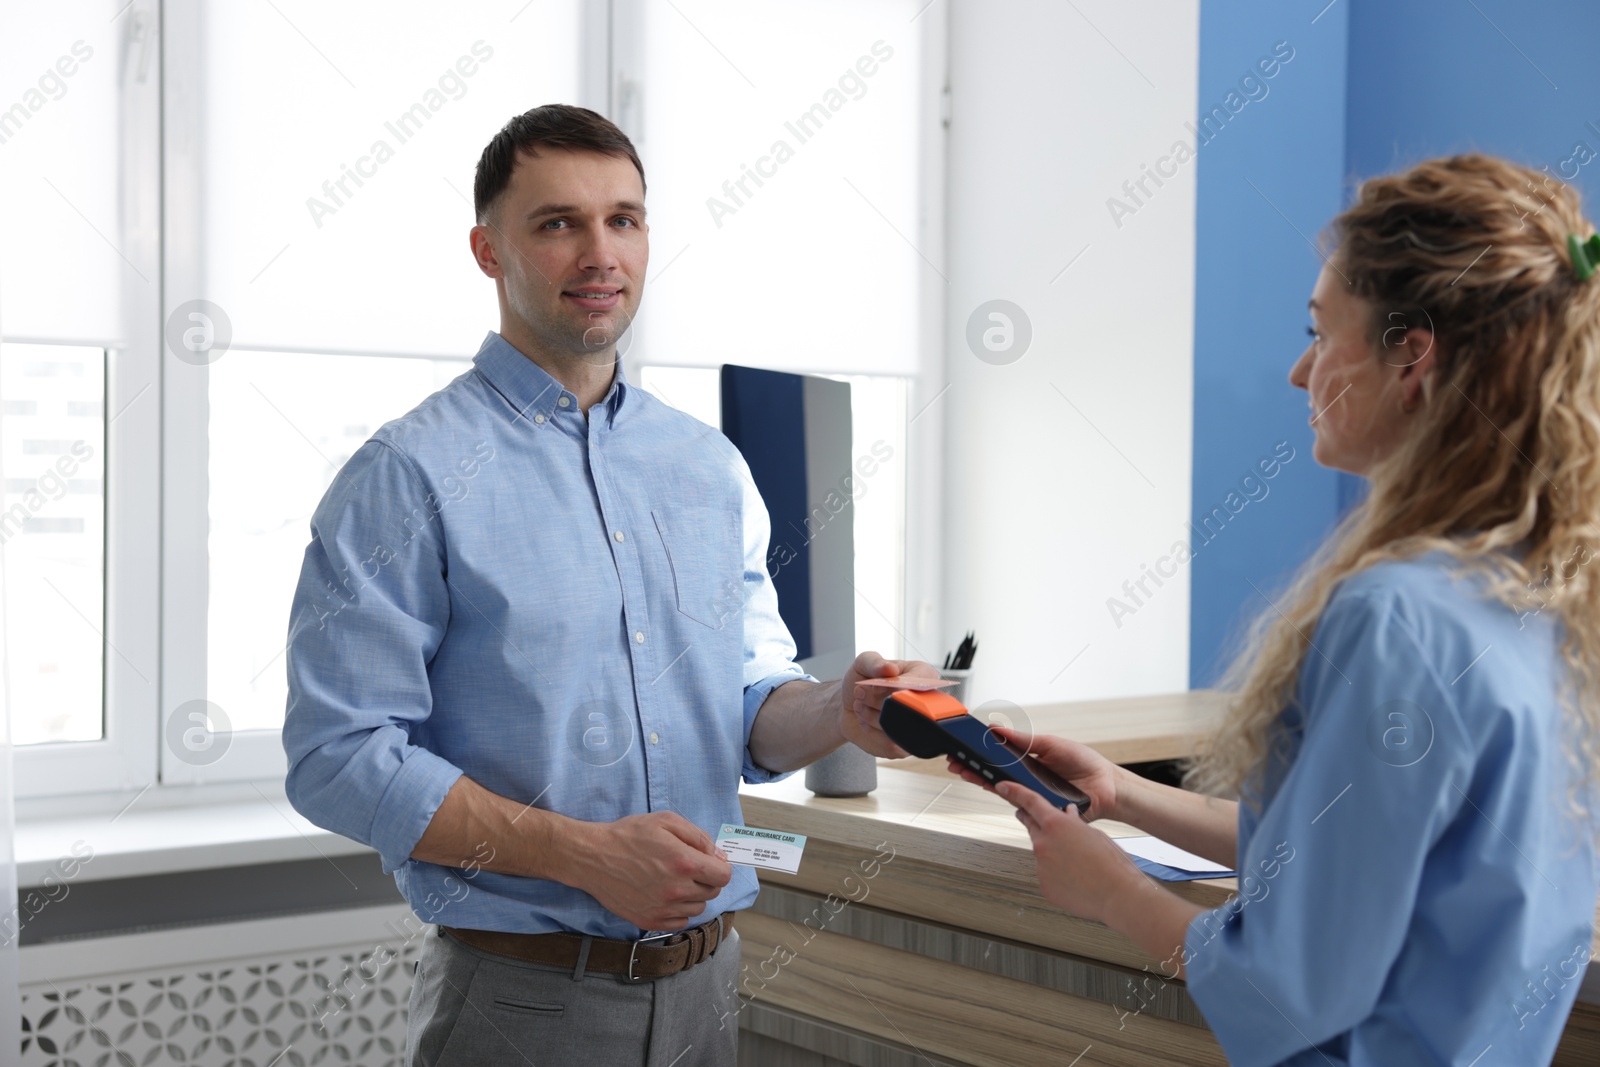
732, 693, 1600, 1067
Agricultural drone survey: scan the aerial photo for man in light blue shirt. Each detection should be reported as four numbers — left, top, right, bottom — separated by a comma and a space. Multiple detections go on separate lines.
283, 104, 931, 1066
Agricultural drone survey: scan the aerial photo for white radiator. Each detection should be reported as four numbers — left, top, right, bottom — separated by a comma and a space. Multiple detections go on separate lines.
18, 904, 420, 1067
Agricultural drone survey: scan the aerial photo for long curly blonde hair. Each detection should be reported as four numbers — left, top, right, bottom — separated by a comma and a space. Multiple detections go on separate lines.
1187, 153, 1600, 806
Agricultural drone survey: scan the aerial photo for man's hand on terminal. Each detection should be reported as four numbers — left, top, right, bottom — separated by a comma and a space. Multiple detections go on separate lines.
841, 651, 941, 758
567, 811, 732, 932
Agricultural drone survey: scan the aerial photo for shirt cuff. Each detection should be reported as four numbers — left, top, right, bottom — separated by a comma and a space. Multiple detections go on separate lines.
369, 745, 466, 874
741, 667, 817, 784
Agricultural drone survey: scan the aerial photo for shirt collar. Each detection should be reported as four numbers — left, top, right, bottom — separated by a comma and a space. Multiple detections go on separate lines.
472, 331, 631, 427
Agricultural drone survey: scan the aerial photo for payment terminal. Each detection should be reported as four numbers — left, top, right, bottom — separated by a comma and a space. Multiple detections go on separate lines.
879, 689, 1091, 814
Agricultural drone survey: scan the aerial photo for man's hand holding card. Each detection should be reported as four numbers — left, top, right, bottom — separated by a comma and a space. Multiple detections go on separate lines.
840, 652, 946, 758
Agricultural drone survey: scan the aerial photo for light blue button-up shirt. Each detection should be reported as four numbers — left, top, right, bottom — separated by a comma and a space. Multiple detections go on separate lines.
1185, 554, 1600, 1065
283, 332, 810, 939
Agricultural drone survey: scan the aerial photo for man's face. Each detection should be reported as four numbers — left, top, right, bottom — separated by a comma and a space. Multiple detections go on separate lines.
474, 147, 648, 364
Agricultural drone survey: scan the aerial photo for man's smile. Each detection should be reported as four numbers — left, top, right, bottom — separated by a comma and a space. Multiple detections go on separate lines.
563, 287, 622, 311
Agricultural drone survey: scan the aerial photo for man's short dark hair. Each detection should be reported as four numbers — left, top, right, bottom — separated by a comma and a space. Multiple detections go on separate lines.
473, 104, 646, 224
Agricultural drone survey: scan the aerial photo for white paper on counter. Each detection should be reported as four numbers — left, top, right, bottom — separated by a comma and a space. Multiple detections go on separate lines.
1113, 835, 1233, 874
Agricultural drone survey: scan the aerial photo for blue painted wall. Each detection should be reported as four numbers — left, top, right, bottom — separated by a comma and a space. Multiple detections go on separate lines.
1190, 0, 1600, 687
1189, 0, 1349, 685
1343, 0, 1600, 207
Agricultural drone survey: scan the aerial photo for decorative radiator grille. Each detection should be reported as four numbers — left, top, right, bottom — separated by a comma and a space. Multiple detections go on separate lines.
19, 936, 421, 1067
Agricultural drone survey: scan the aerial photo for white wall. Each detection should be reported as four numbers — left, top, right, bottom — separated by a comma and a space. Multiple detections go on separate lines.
944, 0, 1198, 709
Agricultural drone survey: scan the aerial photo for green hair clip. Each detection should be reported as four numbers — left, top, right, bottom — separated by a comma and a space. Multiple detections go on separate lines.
1570, 232, 1600, 281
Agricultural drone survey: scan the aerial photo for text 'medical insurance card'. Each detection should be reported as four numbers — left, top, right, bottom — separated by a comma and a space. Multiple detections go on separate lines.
716, 824, 807, 874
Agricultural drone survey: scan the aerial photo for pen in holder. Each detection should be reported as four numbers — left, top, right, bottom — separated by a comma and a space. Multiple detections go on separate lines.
805, 741, 877, 797
941, 631, 977, 706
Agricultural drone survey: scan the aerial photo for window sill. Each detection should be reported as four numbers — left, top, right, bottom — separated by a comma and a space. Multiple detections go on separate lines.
14, 791, 374, 886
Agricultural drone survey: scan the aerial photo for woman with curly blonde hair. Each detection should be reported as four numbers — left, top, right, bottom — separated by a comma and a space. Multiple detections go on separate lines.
951, 153, 1600, 1065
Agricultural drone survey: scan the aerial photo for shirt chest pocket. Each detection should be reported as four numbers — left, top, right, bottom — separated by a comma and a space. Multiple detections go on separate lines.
651, 505, 743, 630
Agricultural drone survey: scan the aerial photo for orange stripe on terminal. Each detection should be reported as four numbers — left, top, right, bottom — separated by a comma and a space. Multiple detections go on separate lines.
893, 689, 969, 721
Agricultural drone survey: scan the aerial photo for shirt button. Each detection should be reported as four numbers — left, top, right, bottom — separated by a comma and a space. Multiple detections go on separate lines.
533, 413, 546, 425
635, 631, 645, 644
650, 732, 660, 745
558, 396, 571, 408
613, 530, 625, 543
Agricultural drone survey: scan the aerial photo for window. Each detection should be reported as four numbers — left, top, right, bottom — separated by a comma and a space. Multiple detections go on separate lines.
185, 1, 584, 357
0, 345, 106, 745
620, 0, 928, 376
6, 0, 944, 799
3, 0, 160, 798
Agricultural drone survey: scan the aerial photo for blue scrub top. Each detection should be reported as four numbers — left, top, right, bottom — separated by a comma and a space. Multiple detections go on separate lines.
1185, 554, 1600, 1066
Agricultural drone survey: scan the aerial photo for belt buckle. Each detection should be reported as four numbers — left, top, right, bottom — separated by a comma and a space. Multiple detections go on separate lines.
626, 930, 678, 983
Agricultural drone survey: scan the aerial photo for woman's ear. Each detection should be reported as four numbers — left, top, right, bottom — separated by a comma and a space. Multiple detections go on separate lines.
1397, 328, 1438, 411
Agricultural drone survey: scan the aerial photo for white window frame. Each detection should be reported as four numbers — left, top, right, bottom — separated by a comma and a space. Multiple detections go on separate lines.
12, 0, 162, 799
158, 0, 289, 786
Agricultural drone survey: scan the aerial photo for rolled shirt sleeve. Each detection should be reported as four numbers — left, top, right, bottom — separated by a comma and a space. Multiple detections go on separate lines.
283, 439, 465, 873
1183, 586, 1474, 1066
733, 447, 814, 783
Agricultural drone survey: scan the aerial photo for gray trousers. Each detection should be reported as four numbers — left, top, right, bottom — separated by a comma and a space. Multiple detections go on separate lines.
405, 924, 742, 1067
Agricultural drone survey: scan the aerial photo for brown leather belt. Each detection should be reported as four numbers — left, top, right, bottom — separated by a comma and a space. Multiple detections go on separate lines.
442, 912, 736, 982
